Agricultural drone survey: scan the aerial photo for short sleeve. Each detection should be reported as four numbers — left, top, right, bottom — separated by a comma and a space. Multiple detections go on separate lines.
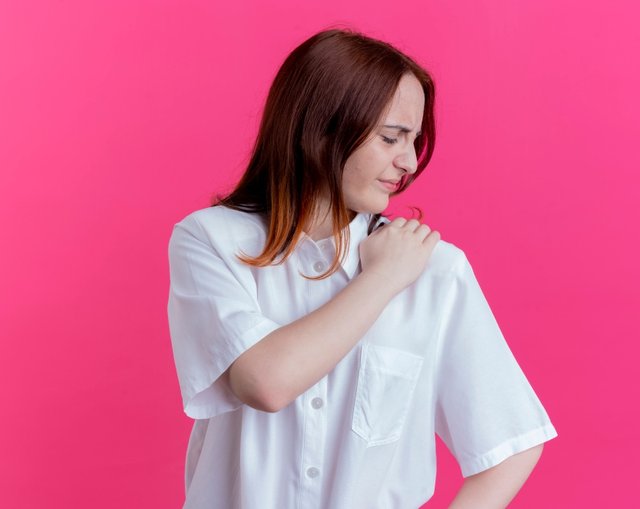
167, 216, 281, 419
434, 251, 558, 477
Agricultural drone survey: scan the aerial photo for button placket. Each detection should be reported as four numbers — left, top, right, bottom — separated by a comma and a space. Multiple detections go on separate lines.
299, 383, 329, 508
313, 247, 334, 274
297, 242, 332, 507
319, 240, 333, 253
297, 241, 327, 279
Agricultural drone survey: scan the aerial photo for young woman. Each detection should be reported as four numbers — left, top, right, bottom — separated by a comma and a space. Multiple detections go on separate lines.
167, 28, 557, 509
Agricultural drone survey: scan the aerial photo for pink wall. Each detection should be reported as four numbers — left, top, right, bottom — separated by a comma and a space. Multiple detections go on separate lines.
1, 1, 637, 507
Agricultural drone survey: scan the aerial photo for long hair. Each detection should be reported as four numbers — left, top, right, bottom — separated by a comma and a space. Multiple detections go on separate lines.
211, 27, 436, 280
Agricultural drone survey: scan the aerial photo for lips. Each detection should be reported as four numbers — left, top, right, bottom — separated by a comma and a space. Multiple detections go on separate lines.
378, 179, 400, 191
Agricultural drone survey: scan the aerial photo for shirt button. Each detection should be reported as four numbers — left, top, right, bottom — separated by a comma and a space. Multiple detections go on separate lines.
306, 467, 320, 478
311, 397, 324, 409
313, 261, 325, 273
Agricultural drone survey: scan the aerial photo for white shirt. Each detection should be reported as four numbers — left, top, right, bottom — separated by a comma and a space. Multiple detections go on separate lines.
167, 205, 558, 509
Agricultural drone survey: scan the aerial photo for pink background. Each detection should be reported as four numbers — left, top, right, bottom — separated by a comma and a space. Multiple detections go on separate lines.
1, 1, 637, 507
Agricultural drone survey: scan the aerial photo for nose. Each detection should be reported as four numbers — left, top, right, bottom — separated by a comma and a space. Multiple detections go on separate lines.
394, 142, 418, 175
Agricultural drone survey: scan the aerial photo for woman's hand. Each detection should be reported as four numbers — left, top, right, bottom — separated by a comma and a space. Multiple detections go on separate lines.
359, 217, 440, 296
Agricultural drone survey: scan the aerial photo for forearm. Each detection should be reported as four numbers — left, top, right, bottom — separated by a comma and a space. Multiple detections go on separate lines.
448, 444, 544, 509
228, 271, 397, 412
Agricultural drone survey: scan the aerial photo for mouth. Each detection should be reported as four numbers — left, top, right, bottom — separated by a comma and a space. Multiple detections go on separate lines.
377, 179, 400, 192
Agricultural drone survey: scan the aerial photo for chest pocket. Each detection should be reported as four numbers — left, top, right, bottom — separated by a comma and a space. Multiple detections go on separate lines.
351, 342, 424, 447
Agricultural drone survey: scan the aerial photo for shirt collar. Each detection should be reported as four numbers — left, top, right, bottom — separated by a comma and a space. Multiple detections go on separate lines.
340, 212, 371, 279
302, 212, 383, 280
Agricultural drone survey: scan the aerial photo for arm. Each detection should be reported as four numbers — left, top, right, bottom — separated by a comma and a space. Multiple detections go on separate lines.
447, 444, 544, 509
224, 270, 397, 412
224, 218, 439, 413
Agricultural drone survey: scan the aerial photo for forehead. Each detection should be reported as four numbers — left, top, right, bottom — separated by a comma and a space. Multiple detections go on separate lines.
382, 74, 425, 126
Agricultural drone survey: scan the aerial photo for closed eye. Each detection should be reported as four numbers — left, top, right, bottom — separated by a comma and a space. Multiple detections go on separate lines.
381, 135, 398, 145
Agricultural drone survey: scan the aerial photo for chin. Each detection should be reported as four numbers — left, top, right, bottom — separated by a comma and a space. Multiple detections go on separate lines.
347, 194, 389, 216
362, 202, 388, 216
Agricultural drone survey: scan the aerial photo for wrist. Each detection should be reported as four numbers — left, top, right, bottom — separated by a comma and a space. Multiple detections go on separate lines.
356, 270, 401, 299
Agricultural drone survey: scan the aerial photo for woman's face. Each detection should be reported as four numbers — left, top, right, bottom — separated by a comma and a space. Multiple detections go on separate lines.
342, 73, 425, 214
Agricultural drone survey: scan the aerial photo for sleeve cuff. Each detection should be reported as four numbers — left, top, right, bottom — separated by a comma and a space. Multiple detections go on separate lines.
459, 423, 559, 477
183, 317, 282, 419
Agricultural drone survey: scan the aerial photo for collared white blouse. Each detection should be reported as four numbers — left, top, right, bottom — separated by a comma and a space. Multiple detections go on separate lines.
167, 205, 558, 509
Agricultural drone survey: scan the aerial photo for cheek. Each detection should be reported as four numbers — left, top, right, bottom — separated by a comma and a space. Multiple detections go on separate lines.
342, 145, 384, 192
343, 167, 373, 193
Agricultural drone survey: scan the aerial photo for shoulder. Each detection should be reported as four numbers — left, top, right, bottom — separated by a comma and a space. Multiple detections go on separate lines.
374, 216, 468, 277
175, 205, 266, 236
373, 216, 469, 277
425, 238, 469, 277
171, 205, 268, 258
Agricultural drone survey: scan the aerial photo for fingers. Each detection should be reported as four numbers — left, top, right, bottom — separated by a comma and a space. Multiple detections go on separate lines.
415, 223, 432, 242
389, 217, 435, 240
389, 217, 408, 228
389, 217, 423, 231
387, 216, 440, 248
422, 230, 441, 249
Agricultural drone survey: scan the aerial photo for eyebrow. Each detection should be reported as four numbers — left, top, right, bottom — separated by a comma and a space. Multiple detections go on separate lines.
381, 124, 422, 136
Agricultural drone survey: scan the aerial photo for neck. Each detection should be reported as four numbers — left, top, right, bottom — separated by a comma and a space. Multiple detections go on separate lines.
305, 205, 357, 242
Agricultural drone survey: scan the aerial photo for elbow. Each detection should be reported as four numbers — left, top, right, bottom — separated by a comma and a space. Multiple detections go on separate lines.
225, 361, 287, 414
256, 394, 285, 413
244, 380, 284, 413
